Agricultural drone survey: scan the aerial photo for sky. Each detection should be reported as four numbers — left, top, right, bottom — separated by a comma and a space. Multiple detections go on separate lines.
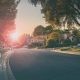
15, 0, 47, 35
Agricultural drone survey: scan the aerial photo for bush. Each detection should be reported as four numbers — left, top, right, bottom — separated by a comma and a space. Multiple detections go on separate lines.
60, 47, 70, 51
62, 39, 72, 47
46, 39, 59, 48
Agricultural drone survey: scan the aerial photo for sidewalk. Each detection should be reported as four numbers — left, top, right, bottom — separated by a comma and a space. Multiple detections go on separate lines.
51, 49, 80, 55
0, 52, 5, 80
0, 49, 16, 80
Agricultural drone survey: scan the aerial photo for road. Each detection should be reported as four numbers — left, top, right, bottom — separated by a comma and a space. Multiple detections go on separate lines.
9, 48, 80, 80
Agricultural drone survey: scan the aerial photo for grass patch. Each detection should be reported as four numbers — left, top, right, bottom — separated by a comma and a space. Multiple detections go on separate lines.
60, 47, 70, 51
60, 47, 80, 52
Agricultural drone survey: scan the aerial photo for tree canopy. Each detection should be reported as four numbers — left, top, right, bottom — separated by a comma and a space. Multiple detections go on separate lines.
45, 25, 53, 34
33, 25, 54, 36
33, 25, 45, 36
28, 0, 80, 28
0, 0, 20, 42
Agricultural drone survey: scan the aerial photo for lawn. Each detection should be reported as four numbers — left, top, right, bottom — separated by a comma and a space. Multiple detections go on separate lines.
60, 47, 80, 53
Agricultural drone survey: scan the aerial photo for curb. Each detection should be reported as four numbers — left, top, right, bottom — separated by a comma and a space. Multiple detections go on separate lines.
51, 50, 80, 55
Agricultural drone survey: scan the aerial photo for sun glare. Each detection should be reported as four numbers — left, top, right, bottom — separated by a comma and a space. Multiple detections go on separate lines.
10, 32, 19, 41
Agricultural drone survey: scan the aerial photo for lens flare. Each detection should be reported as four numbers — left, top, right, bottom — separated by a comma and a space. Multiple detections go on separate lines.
10, 32, 19, 41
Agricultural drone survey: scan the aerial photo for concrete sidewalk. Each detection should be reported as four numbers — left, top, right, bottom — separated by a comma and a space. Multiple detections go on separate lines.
0, 52, 5, 80
51, 49, 80, 55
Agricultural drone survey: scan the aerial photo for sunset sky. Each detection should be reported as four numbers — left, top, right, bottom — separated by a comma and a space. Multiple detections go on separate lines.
16, 0, 47, 35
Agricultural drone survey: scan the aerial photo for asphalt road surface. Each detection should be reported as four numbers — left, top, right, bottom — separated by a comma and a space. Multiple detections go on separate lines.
9, 48, 80, 80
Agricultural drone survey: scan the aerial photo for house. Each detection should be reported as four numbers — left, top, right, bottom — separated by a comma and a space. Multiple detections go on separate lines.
29, 36, 46, 48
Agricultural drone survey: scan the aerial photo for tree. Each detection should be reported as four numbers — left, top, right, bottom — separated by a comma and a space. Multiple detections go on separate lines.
46, 30, 60, 47
73, 29, 80, 43
33, 25, 45, 36
28, 0, 80, 28
0, 0, 20, 44
0, 1, 20, 76
45, 25, 53, 34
